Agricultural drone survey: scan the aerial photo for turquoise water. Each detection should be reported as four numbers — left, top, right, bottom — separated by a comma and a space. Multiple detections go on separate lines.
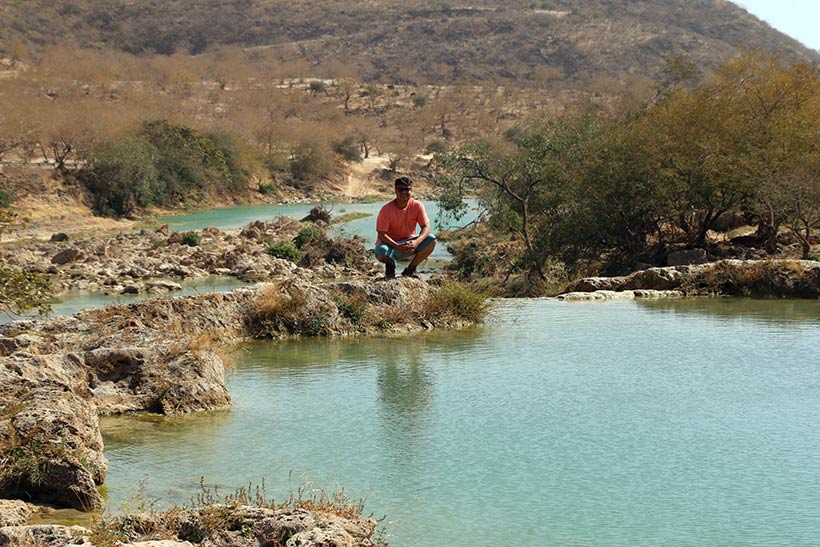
0, 277, 250, 325
101, 298, 820, 546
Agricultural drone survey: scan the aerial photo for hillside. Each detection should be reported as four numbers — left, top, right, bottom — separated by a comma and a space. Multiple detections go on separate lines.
1, 0, 818, 88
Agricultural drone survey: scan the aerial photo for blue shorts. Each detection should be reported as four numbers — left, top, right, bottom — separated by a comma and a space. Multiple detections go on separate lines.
375, 234, 436, 262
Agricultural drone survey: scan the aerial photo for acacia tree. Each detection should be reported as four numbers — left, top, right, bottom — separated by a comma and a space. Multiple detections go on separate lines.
436, 117, 594, 275
719, 53, 820, 254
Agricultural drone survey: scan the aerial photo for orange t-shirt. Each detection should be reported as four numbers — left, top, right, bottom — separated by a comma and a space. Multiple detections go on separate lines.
376, 198, 430, 243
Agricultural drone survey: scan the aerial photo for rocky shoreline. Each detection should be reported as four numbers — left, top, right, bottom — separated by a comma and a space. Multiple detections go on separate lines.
0, 499, 382, 547
0, 270, 480, 547
558, 259, 820, 300
1, 218, 375, 297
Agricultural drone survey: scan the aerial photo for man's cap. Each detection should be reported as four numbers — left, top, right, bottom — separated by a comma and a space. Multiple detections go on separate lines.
394, 176, 413, 188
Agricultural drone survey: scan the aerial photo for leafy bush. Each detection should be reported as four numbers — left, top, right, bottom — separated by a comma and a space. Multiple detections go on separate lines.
294, 224, 325, 249
258, 182, 277, 195
412, 95, 428, 107
266, 240, 301, 261
249, 282, 330, 337
290, 142, 337, 182
333, 294, 371, 325
180, 231, 201, 246
79, 121, 257, 216
79, 135, 161, 216
425, 139, 449, 155
0, 189, 15, 208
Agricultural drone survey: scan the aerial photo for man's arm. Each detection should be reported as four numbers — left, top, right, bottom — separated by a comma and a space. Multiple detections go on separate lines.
378, 231, 415, 253
404, 223, 430, 251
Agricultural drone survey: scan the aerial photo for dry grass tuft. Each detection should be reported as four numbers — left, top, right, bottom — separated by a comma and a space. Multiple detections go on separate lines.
422, 281, 490, 323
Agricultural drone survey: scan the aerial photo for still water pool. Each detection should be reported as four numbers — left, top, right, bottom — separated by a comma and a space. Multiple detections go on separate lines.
101, 298, 820, 546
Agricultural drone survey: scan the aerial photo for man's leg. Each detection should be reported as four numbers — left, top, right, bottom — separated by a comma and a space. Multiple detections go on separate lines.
375, 243, 397, 278
403, 235, 436, 275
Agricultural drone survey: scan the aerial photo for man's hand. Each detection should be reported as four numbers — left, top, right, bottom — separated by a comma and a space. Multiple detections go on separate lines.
398, 240, 417, 253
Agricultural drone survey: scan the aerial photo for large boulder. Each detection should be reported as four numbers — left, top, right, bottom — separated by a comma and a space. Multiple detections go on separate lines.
1, 389, 106, 511
84, 346, 231, 416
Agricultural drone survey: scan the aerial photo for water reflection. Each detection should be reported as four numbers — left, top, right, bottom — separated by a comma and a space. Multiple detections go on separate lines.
376, 343, 435, 460
637, 297, 820, 326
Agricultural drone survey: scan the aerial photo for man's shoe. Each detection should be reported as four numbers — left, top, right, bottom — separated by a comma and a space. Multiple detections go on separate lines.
385, 261, 396, 278
401, 266, 418, 278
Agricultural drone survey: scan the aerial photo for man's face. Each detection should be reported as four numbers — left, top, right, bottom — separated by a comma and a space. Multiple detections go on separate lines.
395, 184, 412, 200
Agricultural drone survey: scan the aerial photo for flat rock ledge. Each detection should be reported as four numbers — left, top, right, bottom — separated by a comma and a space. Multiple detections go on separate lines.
558, 289, 684, 301
0, 504, 379, 547
1, 277, 479, 512
561, 259, 820, 299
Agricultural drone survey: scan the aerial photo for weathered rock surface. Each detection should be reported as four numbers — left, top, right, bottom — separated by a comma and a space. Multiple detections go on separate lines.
0, 524, 92, 547
563, 259, 820, 298
0, 504, 379, 547
557, 289, 684, 301
0, 500, 36, 527
1, 218, 376, 296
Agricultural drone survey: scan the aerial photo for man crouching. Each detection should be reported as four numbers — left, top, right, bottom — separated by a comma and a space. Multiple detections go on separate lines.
375, 176, 437, 278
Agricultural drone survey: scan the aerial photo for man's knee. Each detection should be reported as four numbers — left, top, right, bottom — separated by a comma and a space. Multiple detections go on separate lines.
415, 234, 437, 254
375, 243, 394, 262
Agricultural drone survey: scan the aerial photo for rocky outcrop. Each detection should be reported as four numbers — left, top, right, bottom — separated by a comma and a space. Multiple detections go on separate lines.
0, 218, 375, 296
557, 289, 684, 301
0, 500, 36, 527
563, 259, 820, 299
0, 503, 379, 547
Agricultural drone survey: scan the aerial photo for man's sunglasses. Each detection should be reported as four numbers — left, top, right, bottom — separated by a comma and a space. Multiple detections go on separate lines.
396, 186, 412, 192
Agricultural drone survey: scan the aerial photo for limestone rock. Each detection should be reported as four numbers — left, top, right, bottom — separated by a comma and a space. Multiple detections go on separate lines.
0, 524, 91, 547
51, 249, 82, 265
0, 500, 36, 526
2, 388, 106, 511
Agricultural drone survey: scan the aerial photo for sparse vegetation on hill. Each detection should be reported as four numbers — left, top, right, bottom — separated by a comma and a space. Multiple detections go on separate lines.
1, 0, 817, 87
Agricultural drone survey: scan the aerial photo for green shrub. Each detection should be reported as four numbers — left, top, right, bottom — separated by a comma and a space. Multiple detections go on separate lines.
79, 135, 161, 216
79, 121, 258, 216
334, 294, 371, 325
0, 189, 15, 208
425, 139, 449, 155
206, 131, 265, 193
258, 182, 277, 195
412, 95, 428, 107
180, 231, 201, 247
808, 253, 820, 262
290, 142, 337, 182
266, 241, 301, 261
294, 224, 325, 249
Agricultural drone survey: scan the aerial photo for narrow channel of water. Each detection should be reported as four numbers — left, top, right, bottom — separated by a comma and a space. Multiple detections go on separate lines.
101, 298, 820, 547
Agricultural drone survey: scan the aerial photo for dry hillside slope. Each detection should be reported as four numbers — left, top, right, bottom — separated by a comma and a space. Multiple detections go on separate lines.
1, 0, 817, 88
